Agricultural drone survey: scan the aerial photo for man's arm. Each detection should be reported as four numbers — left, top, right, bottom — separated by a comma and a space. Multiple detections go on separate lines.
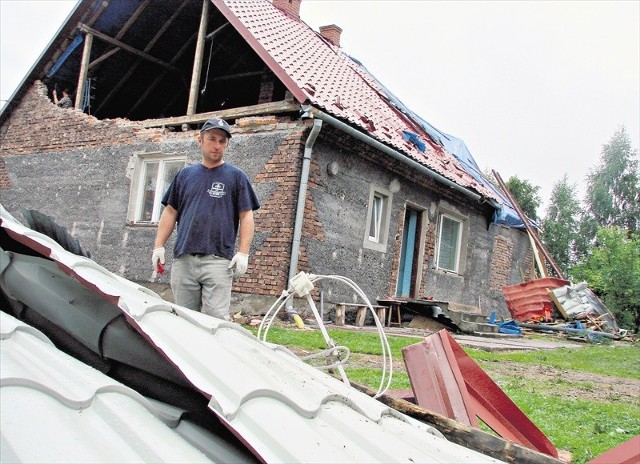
236, 209, 255, 254
154, 205, 178, 249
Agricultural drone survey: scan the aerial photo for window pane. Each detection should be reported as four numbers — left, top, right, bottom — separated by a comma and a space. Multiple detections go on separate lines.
162, 161, 183, 195
153, 161, 183, 220
140, 162, 159, 222
369, 195, 382, 241
439, 216, 460, 271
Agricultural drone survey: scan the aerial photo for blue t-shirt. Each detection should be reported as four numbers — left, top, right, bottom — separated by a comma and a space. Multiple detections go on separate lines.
162, 163, 260, 259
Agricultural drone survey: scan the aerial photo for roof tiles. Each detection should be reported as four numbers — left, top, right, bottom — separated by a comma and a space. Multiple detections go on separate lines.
219, 0, 498, 200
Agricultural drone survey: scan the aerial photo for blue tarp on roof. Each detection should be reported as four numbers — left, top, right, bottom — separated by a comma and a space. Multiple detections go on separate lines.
351, 56, 526, 228
389, 97, 526, 229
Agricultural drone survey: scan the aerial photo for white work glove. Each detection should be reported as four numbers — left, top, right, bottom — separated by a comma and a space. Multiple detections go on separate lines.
228, 252, 248, 278
152, 247, 166, 273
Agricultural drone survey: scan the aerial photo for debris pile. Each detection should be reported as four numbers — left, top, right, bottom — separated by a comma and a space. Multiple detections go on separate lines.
502, 278, 625, 341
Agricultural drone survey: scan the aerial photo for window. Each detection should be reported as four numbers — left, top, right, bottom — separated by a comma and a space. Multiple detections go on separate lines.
436, 213, 462, 273
363, 186, 392, 252
369, 193, 384, 241
128, 153, 185, 224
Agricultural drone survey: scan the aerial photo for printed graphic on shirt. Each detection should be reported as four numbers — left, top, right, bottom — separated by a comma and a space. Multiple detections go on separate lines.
207, 182, 226, 198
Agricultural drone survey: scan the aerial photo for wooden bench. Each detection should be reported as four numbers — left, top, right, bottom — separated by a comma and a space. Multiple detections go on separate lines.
334, 303, 388, 327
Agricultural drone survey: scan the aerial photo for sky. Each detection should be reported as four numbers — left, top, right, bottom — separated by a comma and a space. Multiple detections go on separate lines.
1, 0, 638, 215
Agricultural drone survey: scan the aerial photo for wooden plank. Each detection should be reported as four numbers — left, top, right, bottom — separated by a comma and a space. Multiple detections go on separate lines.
493, 170, 565, 279
137, 100, 301, 129
348, 380, 563, 464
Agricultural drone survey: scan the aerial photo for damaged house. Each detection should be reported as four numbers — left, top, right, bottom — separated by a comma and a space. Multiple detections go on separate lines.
0, 0, 535, 318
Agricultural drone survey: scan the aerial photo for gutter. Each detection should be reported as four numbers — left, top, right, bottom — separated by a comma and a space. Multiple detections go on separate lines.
288, 118, 323, 285
302, 105, 499, 208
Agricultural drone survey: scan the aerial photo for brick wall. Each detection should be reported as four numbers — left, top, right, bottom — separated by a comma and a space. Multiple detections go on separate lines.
0, 82, 170, 162
238, 122, 325, 296
489, 234, 513, 291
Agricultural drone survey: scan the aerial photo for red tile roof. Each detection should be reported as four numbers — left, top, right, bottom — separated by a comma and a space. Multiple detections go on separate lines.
217, 0, 497, 201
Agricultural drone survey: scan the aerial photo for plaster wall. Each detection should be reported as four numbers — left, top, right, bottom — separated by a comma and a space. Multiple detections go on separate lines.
1, 82, 534, 318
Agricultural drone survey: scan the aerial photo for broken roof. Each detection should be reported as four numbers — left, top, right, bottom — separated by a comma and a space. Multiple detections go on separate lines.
0, 0, 525, 223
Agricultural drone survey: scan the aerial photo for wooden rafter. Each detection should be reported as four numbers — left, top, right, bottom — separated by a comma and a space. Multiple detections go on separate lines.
95, 0, 191, 115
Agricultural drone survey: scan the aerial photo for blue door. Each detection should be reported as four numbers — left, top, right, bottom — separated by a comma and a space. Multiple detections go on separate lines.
397, 209, 418, 296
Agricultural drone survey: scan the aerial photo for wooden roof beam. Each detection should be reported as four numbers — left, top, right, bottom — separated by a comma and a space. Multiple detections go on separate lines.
78, 24, 183, 75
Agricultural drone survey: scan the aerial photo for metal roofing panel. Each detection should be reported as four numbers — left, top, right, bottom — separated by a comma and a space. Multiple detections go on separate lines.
0, 204, 504, 463
217, 0, 498, 201
502, 277, 570, 322
0, 312, 213, 464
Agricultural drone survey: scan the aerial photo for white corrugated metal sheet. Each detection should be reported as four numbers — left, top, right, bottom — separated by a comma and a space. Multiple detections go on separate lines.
0, 205, 503, 463
0, 312, 217, 463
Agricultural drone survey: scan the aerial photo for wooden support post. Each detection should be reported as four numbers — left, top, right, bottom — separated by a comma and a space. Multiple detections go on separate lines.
187, 0, 209, 116
75, 32, 93, 111
376, 306, 386, 327
355, 306, 366, 327
335, 303, 345, 326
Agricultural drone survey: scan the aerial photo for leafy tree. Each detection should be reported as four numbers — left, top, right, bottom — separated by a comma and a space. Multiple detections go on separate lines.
542, 175, 581, 274
570, 227, 640, 333
505, 175, 542, 221
584, 126, 640, 235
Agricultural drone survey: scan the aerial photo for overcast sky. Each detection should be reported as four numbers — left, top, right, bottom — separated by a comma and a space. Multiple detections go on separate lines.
1, 0, 638, 214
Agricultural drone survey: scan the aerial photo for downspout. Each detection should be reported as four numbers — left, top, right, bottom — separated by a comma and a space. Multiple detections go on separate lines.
288, 118, 323, 287
302, 105, 499, 208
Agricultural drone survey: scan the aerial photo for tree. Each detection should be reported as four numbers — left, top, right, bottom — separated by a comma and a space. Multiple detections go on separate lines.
570, 227, 640, 333
505, 175, 542, 221
542, 175, 581, 275
584, 126, 640, 235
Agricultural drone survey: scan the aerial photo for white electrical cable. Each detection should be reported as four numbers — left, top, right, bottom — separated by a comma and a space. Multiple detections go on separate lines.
258, 272, 393, 398
310, 274, 393, 397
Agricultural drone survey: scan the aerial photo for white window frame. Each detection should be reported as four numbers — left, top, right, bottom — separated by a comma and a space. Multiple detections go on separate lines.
435, 211, 466, 274
363, 186, 392, 252
127, 152, 186, 224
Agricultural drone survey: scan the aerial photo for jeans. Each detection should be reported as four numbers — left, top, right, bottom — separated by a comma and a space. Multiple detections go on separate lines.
170, 254, 233, 320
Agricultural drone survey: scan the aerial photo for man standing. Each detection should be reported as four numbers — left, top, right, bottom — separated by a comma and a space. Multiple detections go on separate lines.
53, 88, 73, 109
152, 118, 260, 320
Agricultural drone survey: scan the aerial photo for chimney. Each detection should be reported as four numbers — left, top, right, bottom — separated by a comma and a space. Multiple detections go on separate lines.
272, 0, 301, 19
319, 24, 342, 47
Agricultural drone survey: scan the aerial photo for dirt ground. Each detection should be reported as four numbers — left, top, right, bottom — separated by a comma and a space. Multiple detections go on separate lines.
478, 360, 640, 403
342, 352, 640, 403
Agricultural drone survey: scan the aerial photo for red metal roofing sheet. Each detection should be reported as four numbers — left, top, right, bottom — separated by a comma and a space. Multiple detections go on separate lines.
217, 0, 498, 201
587, 435, 640, 464
502, 278, 570, 322
403, 330, 559, 458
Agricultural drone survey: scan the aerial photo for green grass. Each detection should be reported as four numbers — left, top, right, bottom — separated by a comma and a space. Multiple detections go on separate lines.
248, 324, 640, 464
498, 376, 640, 463
466, 345, 640, 379
255, 326, 423, 358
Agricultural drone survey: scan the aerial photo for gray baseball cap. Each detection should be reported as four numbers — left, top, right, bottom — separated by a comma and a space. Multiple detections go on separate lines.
200, 117, 231, 137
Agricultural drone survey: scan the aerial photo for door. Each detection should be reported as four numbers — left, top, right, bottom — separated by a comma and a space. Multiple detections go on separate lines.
397, 208, 420, 297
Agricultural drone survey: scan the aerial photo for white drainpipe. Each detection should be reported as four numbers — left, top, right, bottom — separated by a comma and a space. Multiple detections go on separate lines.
288, 118, 323, 287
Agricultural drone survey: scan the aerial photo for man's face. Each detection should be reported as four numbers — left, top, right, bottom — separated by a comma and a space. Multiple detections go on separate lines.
198, 129, 229, 167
